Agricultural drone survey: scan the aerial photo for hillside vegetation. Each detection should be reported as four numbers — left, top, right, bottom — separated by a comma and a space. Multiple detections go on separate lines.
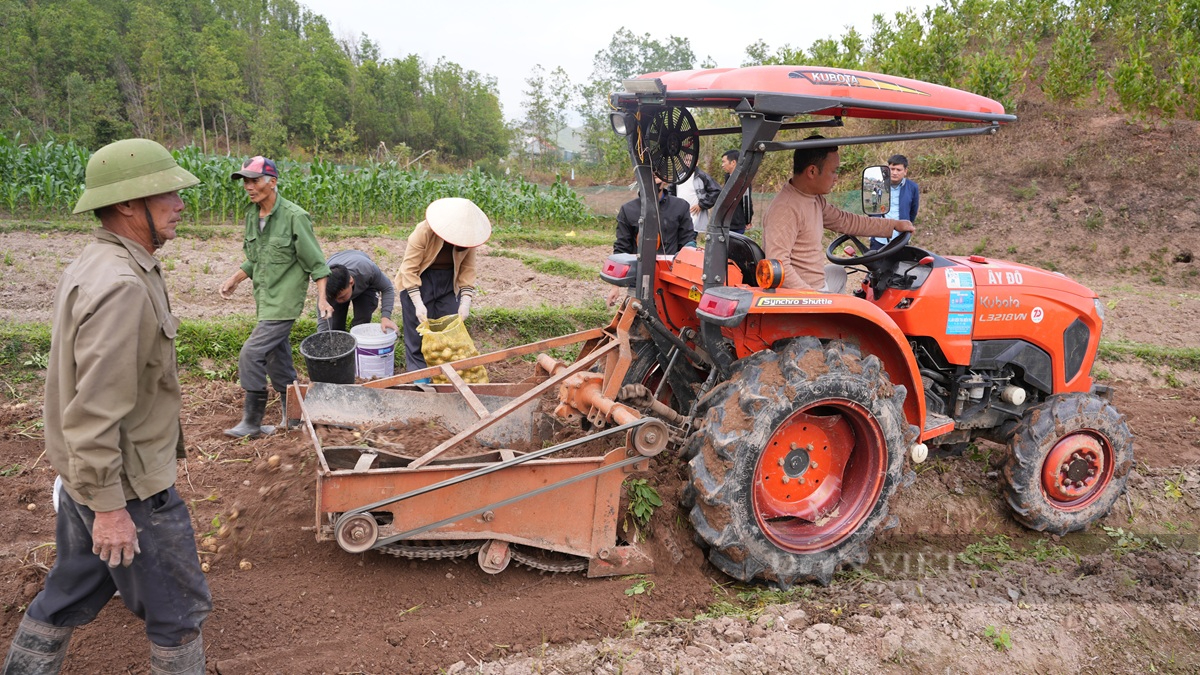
3, 0, 1197, 172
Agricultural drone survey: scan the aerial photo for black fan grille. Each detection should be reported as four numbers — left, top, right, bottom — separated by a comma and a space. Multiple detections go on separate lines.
642, 107, 699, 185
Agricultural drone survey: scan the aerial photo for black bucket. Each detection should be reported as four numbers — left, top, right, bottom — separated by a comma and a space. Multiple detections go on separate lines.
300, 331, 357, 384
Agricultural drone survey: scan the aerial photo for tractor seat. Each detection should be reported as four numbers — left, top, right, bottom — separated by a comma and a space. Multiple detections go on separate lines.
727, 232, 765, 287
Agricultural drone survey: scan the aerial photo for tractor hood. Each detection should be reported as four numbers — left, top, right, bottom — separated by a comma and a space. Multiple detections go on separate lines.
945, 255, 1097, 299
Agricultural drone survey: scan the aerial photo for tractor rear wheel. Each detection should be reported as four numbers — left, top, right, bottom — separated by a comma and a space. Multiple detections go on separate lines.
684, 338, 910, 586
1003, 393, 1133, 534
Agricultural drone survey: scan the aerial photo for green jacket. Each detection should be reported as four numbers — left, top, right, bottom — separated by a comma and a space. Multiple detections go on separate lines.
239, 194, 330, 320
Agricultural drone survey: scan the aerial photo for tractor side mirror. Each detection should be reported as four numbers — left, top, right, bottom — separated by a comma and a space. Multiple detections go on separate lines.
862, 166, 890, 216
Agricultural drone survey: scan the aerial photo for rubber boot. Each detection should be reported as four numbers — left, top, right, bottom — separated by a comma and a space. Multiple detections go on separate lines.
149, 635, 204, 675
2, 614, 73, 674
223, 391, 276, 438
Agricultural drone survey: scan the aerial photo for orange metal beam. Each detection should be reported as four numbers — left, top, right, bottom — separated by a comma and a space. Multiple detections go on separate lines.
406, 339, 621, 469
365, 327, 610, 388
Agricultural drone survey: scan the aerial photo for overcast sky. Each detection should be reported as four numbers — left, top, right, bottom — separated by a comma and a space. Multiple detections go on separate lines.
299, 0, 935, 123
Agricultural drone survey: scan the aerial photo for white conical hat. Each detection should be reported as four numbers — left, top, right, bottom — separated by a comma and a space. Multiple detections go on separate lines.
425, 197, 491, 248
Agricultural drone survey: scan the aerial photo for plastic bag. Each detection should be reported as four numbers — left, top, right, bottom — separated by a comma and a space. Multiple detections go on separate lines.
417, 314, 489, 384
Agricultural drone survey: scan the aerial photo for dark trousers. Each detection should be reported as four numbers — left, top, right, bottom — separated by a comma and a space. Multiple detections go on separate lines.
26, 487, 211, 647
320, 291, 379, 333
399, 267, 458, 373
238, 319, 296, 393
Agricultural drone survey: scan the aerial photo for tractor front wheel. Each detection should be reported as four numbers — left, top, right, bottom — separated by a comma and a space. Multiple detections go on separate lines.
684, 338, 911, 587
1003, 393, 1133, 534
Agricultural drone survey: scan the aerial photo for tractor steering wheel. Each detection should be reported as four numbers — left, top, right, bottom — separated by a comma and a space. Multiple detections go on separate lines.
825, 231, 912, 266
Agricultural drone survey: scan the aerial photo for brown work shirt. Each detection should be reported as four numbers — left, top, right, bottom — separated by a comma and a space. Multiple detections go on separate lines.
44, 229, 182, 512
395, 220, 478, 298
763, 181, 899, 290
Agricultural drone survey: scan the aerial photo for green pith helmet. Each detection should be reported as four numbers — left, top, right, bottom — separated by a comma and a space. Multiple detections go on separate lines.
72, 138, 200, 214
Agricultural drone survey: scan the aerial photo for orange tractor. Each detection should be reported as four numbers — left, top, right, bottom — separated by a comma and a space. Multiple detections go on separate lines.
290, 66, 1132, 586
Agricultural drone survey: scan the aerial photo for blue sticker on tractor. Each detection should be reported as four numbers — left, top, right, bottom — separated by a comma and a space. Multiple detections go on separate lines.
949, 290, 975, 313
946, 313, 973, 335
944, 269, 975, 289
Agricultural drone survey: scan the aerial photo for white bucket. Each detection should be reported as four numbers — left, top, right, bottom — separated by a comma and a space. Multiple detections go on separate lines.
349, 323, 397, 379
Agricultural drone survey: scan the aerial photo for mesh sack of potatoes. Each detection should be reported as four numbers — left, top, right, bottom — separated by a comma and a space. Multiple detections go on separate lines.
416, 315, 489, 384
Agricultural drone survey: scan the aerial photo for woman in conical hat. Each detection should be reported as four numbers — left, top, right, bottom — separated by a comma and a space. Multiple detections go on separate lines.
394, 197, 491, 379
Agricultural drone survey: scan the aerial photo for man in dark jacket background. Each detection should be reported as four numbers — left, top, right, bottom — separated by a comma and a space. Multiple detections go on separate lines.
720, 150, 754, 235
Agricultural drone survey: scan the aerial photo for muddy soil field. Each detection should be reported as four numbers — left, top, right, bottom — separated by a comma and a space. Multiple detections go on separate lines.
0, 223, 1198, 673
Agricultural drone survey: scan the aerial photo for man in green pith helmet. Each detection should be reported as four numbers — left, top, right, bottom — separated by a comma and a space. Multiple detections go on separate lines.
219, 155, 332, 437
3, 139, 211, 675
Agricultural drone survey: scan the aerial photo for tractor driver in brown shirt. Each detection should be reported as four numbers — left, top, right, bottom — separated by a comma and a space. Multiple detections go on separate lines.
763, 136, 915, 293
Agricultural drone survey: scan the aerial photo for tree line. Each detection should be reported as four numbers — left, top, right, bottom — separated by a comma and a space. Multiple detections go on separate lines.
4, 0, 1195, 174
519, 0, 1200, 175
0, 0, 508, 162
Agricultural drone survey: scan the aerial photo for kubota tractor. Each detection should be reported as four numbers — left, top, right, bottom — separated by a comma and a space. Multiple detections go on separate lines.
292, 65, 1132, 587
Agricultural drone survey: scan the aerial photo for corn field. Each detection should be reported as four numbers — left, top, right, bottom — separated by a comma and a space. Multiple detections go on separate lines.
0, 135, 595, 226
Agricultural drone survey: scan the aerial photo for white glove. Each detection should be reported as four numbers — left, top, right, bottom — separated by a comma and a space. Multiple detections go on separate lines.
458, 295, 472, 320
411, 293, 428, 323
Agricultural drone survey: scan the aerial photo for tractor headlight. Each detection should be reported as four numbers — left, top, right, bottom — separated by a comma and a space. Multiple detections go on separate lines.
1093, 298, 1105, 323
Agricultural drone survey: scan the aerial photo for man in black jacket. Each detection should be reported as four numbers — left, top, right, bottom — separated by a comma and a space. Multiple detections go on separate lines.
608, 174, 697, 306
613, 174, 697, 255
721, 150, 754, 234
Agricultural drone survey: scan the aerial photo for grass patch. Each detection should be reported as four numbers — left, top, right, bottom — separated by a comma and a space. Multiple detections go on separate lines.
0, 216, 613, 249
697, 583, 812, 621
984, 625, 1012, 651
470, 303, 611, 346
1, 303, 615, 390
956, 535, 1074, 571
0, 321, 52, 392
1098, 340, 1200, 372
489, 249, 599, 280
490, 225, 613, 248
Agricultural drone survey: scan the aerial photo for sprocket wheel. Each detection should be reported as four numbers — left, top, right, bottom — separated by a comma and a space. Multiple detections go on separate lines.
683, 337, 911, 587
1003, 393, 1133, 534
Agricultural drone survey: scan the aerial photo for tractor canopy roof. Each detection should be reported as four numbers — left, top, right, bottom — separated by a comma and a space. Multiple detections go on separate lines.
611, 65, 1014, 126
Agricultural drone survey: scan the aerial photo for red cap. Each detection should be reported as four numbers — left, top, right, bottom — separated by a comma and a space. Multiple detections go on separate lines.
231, 156, 279, 180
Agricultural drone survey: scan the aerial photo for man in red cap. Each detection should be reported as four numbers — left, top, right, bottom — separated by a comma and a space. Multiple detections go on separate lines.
220, 156, 332, 436
394, 197, 491, 381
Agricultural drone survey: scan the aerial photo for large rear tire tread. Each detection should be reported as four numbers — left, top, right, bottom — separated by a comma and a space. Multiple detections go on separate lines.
683, 338, 909, 587
1003, 393, 1133, 535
